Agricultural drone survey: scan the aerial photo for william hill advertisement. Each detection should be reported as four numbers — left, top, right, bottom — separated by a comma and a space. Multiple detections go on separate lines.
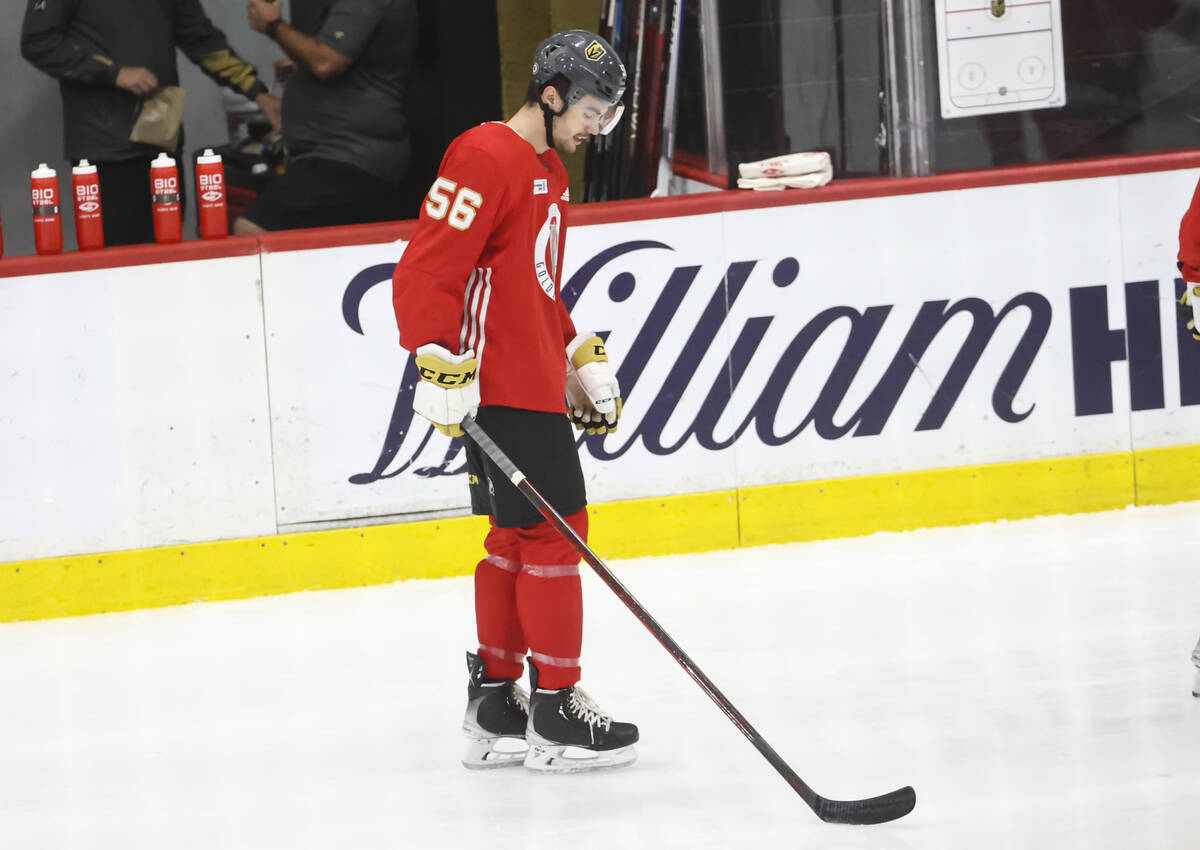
261, 169, 1200, 529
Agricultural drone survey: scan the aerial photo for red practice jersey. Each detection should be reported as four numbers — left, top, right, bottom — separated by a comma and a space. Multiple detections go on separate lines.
393, 122, 578, 414
1180, 176, 1200, 284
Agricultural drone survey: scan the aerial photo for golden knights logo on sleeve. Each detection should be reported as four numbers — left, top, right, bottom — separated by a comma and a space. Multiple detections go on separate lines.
585, 40, 607, 61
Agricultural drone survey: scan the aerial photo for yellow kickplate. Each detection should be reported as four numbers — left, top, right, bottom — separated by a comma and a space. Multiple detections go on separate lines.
738, 451, 1135, 547
5, 444, 1199, 623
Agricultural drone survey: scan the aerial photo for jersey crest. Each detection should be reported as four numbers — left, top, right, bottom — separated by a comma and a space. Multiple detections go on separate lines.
533, 203, 562, 300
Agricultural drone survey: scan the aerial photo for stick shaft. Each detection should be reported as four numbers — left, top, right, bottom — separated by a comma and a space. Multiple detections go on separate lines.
461, 416, 821, 807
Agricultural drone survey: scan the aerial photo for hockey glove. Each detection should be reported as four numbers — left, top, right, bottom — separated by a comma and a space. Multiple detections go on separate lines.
565, 332, 622, 435
412, 343, 479, 438
1179, 282, 1200, 342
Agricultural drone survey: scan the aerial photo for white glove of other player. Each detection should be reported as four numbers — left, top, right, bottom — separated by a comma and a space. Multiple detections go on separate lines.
565, 332, 622, 435
1180, 281, 1200, 342
412, 343, 479, 438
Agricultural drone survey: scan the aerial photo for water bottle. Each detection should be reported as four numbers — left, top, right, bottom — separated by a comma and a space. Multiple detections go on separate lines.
196, 148, 228, 239
150, 152, 182, 244
72, 159, 105, 251
31, 163, 63, 255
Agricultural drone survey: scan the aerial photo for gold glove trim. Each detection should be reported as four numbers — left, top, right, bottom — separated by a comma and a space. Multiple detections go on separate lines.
569, 336, 608, 370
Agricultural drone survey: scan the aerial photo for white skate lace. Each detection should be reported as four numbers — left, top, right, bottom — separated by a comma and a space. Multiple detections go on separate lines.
510, 682, 530, 713
568, 687, 612, 732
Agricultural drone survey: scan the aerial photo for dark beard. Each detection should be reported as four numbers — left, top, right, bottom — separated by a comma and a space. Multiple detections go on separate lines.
552, 134, 583, 158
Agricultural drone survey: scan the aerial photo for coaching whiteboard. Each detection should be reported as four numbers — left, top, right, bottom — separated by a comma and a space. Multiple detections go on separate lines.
935, 0, 1066, 119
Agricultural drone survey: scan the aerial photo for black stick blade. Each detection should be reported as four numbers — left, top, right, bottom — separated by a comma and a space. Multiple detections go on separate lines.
815, 785, 916, 825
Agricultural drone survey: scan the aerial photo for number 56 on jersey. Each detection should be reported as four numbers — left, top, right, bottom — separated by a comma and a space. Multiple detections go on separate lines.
425, 178, 483, 231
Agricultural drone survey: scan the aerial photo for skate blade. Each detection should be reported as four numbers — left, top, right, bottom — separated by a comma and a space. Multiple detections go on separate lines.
462, 736, 528, 770
523, 742, 637, 774
1193, 669, 1200, 698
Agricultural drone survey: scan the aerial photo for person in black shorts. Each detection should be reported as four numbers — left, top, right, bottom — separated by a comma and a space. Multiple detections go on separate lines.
237, 0, 418, 232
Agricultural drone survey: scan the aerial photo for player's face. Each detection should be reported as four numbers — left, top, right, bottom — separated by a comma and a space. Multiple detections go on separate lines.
553, 94, 619, 155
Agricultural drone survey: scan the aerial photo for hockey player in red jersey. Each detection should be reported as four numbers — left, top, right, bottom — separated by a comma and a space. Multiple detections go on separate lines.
391, 30, 639, 770
1179, 176, 1200, 698
1179, 176, 1200, 343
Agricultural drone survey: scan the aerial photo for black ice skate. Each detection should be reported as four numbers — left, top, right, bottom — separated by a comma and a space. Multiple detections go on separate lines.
461, 651, 529, 769
524, 659, 639, 773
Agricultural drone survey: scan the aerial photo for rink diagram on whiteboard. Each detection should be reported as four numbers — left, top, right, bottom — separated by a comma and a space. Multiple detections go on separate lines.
935, 0, 1066, 118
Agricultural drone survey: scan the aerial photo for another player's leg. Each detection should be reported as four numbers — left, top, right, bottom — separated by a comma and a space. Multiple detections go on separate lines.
1192, 634, 1200, 698
516, 509, 639, 772
461, 523, 530, 768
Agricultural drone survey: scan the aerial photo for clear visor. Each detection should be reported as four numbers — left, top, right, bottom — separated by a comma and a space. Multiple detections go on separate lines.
567, 92, 625, 136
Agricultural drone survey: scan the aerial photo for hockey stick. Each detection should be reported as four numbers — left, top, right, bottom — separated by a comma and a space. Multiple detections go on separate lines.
461, 415, 916, 825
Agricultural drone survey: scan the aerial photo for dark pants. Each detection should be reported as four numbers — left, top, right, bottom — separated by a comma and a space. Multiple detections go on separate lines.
464, 406, 587, 528
94, 155, 187, 247
240, 157, 403, 231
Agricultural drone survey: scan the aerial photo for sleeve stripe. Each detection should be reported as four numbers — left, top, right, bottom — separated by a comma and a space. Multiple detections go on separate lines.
475, 269, 493, 366
198, 49, 259, 94
459, 266, 493, 368
459, 268, 480, 353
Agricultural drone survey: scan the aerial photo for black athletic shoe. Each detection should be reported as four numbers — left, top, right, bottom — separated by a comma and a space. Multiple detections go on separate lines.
461, 651, 529, 769
524, 658, 638, 772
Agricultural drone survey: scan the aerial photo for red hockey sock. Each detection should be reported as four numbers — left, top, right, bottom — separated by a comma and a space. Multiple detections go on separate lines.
474, 521, 526, 681
516, 509, 588, 690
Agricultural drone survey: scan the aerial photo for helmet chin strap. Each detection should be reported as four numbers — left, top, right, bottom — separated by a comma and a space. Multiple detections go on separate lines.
539, 94, 567, 151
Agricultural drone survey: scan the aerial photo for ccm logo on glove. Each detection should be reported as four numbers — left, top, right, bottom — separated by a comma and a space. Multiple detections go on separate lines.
416, 361, 477, 386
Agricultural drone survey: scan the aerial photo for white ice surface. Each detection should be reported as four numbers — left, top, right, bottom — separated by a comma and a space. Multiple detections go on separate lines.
2, 503, 1200, 849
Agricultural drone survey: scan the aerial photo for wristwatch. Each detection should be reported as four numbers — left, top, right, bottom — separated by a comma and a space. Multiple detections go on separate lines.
265, 19, 283, 39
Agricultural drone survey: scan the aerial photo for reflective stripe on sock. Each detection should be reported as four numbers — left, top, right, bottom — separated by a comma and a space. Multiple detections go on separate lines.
515, 509, 587, 690
475, 524, 527, 681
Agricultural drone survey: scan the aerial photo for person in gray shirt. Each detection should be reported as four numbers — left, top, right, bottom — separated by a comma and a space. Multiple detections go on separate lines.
237, 0, 418, 232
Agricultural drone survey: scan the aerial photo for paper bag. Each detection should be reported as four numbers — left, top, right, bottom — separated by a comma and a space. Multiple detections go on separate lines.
130, 86, 187, 151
